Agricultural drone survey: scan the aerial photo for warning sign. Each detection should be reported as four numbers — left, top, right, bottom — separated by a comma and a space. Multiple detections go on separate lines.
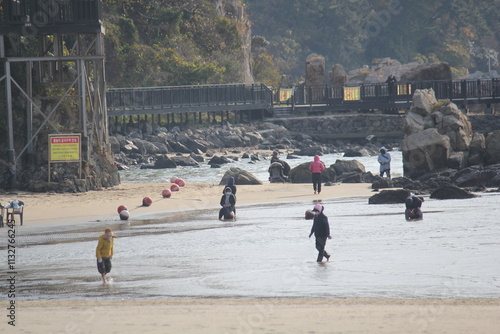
344, 87, 361, 101
49, 134, 81, 162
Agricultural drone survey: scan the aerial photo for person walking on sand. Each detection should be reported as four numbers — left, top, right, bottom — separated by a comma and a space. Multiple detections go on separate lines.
378, 146, 391, 179
309, 155, 326, 194
308, 204, 331, 262
96, 228, 114, 283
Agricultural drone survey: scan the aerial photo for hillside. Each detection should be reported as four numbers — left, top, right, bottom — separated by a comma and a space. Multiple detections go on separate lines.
246, 0, 500, 81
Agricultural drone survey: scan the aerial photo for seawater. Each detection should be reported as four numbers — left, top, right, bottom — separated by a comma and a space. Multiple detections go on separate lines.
2, 151, 500, 300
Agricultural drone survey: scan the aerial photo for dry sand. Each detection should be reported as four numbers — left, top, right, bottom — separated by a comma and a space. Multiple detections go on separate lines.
1, 182, 499, 333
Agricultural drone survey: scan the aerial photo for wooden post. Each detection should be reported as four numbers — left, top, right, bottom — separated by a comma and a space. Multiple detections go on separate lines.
6, 60, 17, 188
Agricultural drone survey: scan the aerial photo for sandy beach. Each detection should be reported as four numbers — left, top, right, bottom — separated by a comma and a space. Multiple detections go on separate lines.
2, 182, 500, 333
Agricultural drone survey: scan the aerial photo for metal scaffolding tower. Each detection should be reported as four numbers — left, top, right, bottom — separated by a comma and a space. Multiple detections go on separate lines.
0, 0, 108, 188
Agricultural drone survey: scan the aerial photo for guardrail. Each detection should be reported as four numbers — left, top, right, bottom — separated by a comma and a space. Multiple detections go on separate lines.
273, 79, 500, 108
106, 83, 273, 116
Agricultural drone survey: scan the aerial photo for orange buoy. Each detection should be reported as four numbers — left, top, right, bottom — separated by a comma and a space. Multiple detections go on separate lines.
170, 184, 180, 192
162, 189, 172, 198
142, 196, 153, 206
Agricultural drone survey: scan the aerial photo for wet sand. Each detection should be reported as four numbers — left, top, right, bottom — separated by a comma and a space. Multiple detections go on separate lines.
2, 182, 500, 333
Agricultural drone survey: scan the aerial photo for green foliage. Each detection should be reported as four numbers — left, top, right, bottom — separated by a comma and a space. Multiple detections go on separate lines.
103, 0, 249, 87
246, 0, 500, 78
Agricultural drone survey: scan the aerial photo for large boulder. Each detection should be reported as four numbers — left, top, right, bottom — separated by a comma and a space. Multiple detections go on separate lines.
208, 155, 233, 165
430, 185, 477, 199
368, 189, 411, 204
152, 155, 177, 169
219, 167, 262, 185
328, 64, 347, 86
305, 54, 326, 86
434, 103, 472, 151
485, 130, 500, 165
169, 156, 200, 167
331, 159, 366, 175
289, 162, 336, 183
402, 128, 451, 178
410, 89, 437, 117
400, 62, 452, 82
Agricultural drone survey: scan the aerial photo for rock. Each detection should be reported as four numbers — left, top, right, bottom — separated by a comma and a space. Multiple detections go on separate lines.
153, 155, 177, 169
400, 62, 452, 82
184, 138, 209, 153
368, 189, 411, 204
133, 139, 160, 155
170, 156, 200, 167
298, 146, 323, 156
343, 147, 371, 157
430, 185, 477, 199
286, 154, 300, 159
219, 167, 262, 185
328, 64, 347, 86
190, 153, 205, 163
289, 162, 336, 183
331, 159, 366, 175
447, 151, 467, 169
109, 136, 121, 154
167, 140, 192, 153
208, 155, 233, 165
485, 130, 500, 165
402, 128, 451, 178
371, 176, 393, 189
305, 54, 326, 86
409, 89, 437, 117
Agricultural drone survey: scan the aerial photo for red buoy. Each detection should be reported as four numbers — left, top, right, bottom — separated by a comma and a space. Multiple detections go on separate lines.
170, 184, 180, 192
170, 176, 179, 183
174, 178, 186, 187
305, 210, 315, 220
117, 205, 128, 214
142, 196, 153, 206
162, 189, 172, 198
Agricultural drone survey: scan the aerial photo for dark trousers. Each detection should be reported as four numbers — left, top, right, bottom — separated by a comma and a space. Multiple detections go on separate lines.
219, 206, 235, 219
315, 237, 330, 262
97, 257, 112, 274
312, 173, 322, 193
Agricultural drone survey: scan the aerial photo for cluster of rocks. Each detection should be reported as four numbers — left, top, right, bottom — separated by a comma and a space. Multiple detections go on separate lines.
109, 121, 388, 170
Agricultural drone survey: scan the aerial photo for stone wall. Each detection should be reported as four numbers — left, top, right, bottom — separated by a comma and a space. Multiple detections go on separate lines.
270, 114, 405, 142
269, 114, 500, 143
468, 115, 500, 134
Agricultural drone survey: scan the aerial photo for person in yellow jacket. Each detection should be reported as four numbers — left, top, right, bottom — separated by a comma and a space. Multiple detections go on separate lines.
96, 228, 114, 283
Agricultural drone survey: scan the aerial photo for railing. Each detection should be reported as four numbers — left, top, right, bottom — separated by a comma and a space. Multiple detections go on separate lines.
106, 83, 273, 116
0, 0, 102, 34
274, 79, 500, 107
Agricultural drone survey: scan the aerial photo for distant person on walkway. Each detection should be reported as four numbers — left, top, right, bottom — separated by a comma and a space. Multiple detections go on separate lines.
96, 228, 115, 283
219, 187, 236, 220
222, 176, 237, 196
309, 155, 326, 194
386, 74, 397, 101
308, 204, 331, 262
377, 146, 391, 179
405, 195, 424, 220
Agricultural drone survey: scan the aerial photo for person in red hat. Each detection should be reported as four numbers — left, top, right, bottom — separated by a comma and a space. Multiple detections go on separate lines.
308, 204, 331, 262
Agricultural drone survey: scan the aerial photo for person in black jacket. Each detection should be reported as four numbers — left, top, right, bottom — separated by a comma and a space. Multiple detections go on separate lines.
405, 195, 423, 220
308, 204, 332, 262
219, 187, 236, 220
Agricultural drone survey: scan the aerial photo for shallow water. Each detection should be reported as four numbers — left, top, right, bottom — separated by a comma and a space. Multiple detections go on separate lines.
118, 151, 404, 184
3, 190, 500, 300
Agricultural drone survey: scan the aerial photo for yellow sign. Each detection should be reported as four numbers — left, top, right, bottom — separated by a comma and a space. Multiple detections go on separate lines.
397, 84, 412, 95
49, 134, 81, 162
344, 87, 360, 101
279, 89, 293, 103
